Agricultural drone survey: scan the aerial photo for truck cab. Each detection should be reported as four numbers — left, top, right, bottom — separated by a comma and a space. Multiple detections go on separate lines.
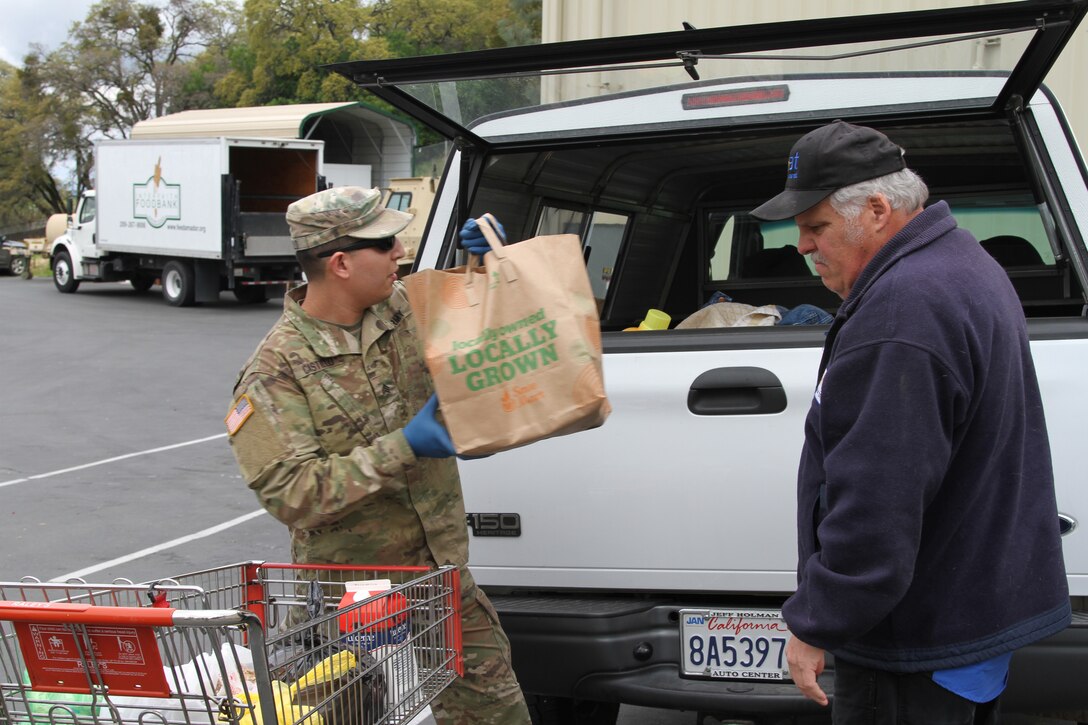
382, 176, 438, 271
50, 191, 97, 294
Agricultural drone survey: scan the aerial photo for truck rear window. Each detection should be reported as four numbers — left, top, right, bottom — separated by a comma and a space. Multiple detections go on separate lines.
467, 118, 1083, 329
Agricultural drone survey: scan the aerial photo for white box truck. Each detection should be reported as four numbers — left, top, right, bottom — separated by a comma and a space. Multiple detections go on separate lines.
50, 136, 324, 306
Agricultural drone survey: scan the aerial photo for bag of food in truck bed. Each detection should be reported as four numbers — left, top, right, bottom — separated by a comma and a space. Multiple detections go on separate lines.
404, 214, 610, 456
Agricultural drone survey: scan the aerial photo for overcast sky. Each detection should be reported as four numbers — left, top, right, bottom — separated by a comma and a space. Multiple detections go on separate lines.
0, 0, 98, 66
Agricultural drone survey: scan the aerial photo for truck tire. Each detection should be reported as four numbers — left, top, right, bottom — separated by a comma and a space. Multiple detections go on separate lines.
233, 285, 268, 304
130, 275, 155, 293
11, 255, 29, 278
162, 260, 195, 307
52, 250, 79, 293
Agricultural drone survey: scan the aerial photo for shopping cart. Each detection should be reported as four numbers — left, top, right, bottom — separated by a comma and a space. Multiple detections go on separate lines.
0, 562, 463, 725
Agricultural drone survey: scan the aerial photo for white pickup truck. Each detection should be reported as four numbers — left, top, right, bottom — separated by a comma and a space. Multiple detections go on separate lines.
333, 2, 1088, 721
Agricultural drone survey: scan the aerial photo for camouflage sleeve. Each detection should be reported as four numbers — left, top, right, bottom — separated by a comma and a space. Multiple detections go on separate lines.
227, 370, 415, 530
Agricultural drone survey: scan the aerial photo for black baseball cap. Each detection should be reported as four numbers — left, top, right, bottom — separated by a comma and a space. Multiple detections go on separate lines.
750, 121, 906, 221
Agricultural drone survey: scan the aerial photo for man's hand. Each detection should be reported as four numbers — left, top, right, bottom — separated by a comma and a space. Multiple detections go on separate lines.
403, 394, 456, 458
458, 217, 506, 256
786, 636, 829, 707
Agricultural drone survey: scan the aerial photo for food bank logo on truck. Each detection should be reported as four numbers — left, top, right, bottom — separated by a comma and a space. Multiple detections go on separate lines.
132, 158, 180, 228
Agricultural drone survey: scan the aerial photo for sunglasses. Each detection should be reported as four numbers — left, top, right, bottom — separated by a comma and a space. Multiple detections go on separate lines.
316, 237, 396, 257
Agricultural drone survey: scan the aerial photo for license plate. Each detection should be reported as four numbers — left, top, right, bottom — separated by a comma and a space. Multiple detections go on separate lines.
679, 608, 792, 681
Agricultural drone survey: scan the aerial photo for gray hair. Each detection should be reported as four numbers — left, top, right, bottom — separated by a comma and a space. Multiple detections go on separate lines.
828, 168, 929, 221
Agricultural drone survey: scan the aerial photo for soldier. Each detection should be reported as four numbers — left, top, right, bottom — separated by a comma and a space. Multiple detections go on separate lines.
225, 186, 531, 725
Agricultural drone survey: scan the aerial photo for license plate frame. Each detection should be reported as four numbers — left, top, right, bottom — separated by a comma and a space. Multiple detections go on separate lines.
679, 608, 793, 681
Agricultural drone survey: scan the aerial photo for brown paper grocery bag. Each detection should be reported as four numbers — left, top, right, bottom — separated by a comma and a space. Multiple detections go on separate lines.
404, 214, 610, 455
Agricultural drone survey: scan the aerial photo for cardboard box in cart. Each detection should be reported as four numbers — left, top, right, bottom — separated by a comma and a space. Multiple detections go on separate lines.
49, 137, 324, 306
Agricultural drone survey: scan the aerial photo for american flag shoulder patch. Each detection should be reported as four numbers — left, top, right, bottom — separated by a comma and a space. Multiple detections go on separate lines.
225, 394, 255, 436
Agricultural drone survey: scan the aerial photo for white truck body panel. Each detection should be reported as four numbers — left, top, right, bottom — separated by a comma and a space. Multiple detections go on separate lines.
95, 139, 226, 259
92, 137, 324, 260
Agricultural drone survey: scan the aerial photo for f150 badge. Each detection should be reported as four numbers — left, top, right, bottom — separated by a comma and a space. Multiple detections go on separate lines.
466, 513, 521, 537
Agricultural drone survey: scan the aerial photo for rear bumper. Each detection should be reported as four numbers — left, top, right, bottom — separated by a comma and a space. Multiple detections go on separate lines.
577, 662, 832, 716
491, 593, 1088, 716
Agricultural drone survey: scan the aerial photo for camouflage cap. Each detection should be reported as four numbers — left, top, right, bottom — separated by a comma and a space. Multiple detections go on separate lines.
286, 186, 413, 251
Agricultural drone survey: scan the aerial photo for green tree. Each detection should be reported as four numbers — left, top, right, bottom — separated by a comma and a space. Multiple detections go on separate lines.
365, 0, 513, 57
0, 0, 241, 226
217, 0, 373, 107
37, 0, 239, 138
219, 0, 541, 108
0, 60, 86, 220
496, 0, 541, 48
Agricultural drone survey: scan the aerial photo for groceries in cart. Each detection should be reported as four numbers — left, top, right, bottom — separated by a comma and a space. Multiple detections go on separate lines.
0, 562, 463, 725
335, 579, 420, 709
268, 593, 386, 725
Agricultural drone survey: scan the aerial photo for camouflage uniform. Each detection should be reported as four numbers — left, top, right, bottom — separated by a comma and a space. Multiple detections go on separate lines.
227, 187, 530, 725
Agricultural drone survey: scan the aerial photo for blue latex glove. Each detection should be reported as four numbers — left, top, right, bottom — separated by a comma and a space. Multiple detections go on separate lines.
403, 394, 455, 458
458, 217, 506, 256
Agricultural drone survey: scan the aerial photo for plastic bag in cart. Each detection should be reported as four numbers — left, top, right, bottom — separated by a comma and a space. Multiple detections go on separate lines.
107, 643, 258, 725
20, 669, 103, 723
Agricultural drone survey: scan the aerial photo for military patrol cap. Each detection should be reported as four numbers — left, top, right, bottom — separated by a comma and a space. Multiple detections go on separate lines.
286, 186, 413, 251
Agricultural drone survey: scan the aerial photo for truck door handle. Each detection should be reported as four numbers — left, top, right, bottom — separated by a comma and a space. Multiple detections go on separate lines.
687, 367, 787, 415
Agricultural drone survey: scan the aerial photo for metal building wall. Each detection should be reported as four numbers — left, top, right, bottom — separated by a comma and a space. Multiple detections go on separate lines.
542, 0, 1088, 153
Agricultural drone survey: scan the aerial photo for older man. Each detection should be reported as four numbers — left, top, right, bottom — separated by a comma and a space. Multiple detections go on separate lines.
226, 187, 531, 725
751, 121, 1069, 723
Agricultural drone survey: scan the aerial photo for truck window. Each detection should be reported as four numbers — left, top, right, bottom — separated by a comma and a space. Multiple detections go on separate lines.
709, 214, 816, 283
387, 191, 412, 212
714, 204, 1053, 285
707, 212, 734, 281
536, 205, 628, 305
466, 122, 1083, 329
950, 206, 1054, 265
699, 199, 1065, 322
79, 197, 97, 225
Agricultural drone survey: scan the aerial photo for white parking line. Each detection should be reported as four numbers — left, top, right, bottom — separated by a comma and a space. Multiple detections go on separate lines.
55, 508, 267, 581
0, 433, 228, 489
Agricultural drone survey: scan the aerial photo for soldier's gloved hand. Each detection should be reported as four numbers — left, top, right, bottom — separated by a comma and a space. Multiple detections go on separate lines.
459, 217, 506, 257
404, 394, 456, 458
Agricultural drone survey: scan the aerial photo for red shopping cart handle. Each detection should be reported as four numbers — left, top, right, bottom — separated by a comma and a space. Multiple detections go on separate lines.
0, 600, 176, 626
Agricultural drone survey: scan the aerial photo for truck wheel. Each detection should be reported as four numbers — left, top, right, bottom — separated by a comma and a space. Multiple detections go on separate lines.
130, 275, 155, 293
233, 285, 268, 304
162, 260, 195, 307
11, 256, 29, 278
53, 250, 80, 293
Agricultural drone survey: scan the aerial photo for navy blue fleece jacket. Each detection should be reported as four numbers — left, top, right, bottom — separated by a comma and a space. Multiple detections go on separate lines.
782, 201, 1070, 672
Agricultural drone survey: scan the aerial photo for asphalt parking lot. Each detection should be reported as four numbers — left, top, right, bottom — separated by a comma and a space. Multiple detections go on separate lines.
0, 277, 1078, 725
1, 278, 291, 583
